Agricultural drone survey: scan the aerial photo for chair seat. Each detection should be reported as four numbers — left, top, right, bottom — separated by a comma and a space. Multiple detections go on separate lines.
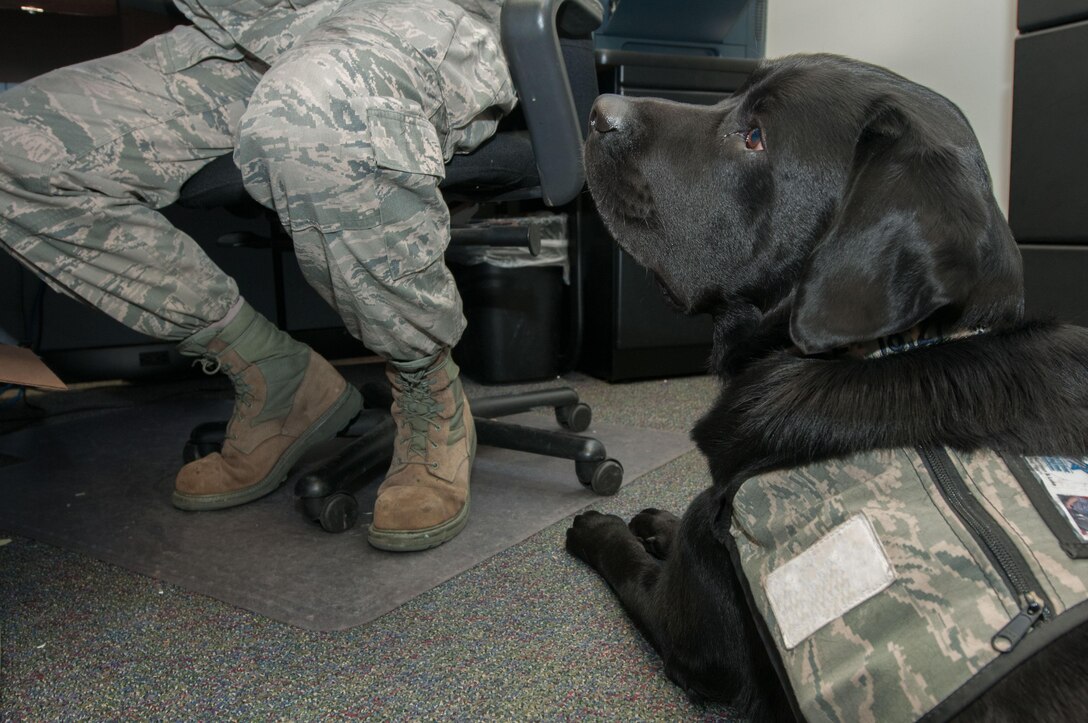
442, 130, 539, 198
178, 131, 539, 211
178, 153, 254, 210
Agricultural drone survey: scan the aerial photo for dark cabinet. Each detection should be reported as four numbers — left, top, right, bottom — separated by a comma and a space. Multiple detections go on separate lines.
1009, 3, 1088, 326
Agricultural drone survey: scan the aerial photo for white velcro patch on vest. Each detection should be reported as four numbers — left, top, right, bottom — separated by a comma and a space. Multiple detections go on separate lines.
765, 514, 896, 649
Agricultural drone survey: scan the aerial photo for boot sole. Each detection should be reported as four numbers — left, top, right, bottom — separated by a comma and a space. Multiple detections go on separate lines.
172, 383, 363, 511
367, 494, 471, 552
367, 422, 477, 552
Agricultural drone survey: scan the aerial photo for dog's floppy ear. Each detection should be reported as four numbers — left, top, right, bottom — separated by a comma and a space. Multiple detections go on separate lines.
789, 98, 1005, 354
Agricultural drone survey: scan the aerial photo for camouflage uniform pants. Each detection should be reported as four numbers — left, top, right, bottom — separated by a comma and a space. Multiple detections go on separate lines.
0, 0, 514, 361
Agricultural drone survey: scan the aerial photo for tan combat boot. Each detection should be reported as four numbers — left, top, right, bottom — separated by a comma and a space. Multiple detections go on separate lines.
174, 302, 362, 510
368, 349, 476, 551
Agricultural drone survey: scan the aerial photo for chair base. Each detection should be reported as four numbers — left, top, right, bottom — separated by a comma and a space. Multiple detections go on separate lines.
183, 386, 623, 533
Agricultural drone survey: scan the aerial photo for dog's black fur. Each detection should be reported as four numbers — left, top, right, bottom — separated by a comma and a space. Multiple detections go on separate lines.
569, 54, 1088, 721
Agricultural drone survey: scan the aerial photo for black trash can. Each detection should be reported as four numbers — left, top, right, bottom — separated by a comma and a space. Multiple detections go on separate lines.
448, 215, 568, 384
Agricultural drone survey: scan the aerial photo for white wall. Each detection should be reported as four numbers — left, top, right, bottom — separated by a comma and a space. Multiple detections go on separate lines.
765, 0, 1017, 212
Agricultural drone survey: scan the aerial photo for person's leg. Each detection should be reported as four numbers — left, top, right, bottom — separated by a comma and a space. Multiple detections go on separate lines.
236, 0, 514, 549
0, 26, 253, 338
0, 27, 361, 509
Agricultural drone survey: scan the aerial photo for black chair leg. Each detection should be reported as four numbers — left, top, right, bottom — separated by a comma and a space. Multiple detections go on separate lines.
474, 417, 623, 494
294, 416, 395, 533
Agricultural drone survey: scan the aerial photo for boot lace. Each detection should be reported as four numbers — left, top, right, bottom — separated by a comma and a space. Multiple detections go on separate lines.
194, 355, 255, 440
395, 370, 442, 467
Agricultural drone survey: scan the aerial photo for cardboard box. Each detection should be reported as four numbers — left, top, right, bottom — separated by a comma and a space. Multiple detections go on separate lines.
0, 344, 67, 390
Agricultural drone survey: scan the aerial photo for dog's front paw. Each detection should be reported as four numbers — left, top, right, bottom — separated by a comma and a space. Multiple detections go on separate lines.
566, 510, 628, 567
629, 508, 681, 560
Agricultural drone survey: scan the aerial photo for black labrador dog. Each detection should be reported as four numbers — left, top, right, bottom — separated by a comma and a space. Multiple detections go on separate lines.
569, 54, 1088, 721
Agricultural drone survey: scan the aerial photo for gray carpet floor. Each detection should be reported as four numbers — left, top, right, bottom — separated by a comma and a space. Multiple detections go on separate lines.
0, 370, 745, 721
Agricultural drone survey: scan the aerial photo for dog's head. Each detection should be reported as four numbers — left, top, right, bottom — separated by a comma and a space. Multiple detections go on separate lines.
584, 54, 1023, 365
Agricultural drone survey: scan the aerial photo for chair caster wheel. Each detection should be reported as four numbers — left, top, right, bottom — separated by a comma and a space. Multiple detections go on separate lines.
182, 441, 200, 464
309, 493, 359, 533
182, 421, 226, 462
556, 402, 591, 432
576, 459, 623, 495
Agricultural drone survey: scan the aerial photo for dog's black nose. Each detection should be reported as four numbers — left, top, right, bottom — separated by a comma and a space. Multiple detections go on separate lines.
589, 94, 627, 134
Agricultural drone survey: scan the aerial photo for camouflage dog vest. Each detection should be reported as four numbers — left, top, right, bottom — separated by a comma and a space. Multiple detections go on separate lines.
730, 446, 1088, 722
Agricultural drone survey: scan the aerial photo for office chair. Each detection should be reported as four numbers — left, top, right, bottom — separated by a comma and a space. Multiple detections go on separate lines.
178, 0, 624, 533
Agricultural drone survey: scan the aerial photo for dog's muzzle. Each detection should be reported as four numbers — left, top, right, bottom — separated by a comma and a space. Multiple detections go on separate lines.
588, 94, 630, 135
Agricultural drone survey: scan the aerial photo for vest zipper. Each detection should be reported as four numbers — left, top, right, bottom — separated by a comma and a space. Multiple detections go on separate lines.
917, 445, 1053, 652
992, 599, 1044, 652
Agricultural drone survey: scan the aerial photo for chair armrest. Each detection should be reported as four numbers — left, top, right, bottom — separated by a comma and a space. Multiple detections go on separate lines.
501, 0, 604, 206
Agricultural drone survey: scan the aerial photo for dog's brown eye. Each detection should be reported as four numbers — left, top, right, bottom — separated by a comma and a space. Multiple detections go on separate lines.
745, 127, 765, 151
